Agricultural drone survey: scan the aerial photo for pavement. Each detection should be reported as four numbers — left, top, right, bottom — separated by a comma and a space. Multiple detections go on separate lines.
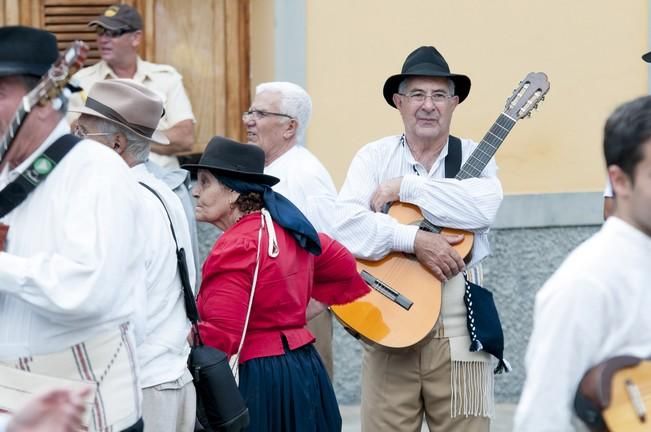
340, 403, 517, 432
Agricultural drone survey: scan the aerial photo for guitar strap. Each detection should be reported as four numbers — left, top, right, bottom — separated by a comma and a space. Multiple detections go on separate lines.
445, 135, 462, 179
0, 134, 80, 218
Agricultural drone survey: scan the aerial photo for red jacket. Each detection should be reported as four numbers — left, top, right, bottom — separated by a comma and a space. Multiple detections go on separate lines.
197, 212, 369, 363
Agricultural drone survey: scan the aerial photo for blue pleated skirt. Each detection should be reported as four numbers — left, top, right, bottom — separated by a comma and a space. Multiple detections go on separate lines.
238, 343, 342, 432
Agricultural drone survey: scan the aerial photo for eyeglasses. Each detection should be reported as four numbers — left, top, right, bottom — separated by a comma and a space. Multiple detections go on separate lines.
398, 91, 453, 105
95, 27, 135, 38
242, 110, 294, 121
73, 124, 114, 139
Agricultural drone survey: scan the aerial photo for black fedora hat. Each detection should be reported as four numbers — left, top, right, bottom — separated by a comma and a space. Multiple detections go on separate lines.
182, 136, 280, 186
643, 50, 651, 63
0, 26, 58, 78
383, 46, 471, 108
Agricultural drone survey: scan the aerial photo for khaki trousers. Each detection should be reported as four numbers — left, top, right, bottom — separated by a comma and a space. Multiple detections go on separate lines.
141, 370, 196, 432
307, 310, 334, 378
361, 336, 489, 432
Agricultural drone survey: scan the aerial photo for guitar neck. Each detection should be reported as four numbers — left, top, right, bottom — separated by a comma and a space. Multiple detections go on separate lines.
0, 102, 29, 161
455, 113, 517, 180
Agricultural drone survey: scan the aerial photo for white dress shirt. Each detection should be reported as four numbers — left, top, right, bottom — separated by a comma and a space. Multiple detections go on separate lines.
131, 164, 195, 388
333, 134, 503, 265
265, 144, 338, 234
514, 217, 651, 432
0, 120, 145, 360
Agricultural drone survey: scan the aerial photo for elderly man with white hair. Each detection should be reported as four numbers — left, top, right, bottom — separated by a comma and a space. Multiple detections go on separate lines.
243, 81, 339, 377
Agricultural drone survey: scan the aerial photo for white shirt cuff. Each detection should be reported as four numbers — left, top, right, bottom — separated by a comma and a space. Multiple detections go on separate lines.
392, 224, 419, 254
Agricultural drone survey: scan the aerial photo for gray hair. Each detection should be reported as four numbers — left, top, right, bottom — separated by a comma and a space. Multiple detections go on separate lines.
398, 77, 455, 97
255, 81, 312, 145
90, 117, 151, 163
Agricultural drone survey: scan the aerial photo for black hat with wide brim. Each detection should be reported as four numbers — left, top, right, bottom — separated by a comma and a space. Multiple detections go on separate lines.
0, 26, 58, 78
383, 46, 471, 108
182, 136, 279, 186
643, 50, 651, 63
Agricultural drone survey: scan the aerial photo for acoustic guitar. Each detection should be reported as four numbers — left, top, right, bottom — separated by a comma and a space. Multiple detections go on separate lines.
331, 72, 550, 348
575, 356, 651, 432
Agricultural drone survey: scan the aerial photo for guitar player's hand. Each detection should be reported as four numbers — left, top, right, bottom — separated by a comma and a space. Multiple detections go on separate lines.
414, 230, 465, 282
371, 177, 403, 212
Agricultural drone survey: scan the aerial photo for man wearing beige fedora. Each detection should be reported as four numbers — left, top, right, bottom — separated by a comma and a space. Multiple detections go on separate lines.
71, 79, 197, 432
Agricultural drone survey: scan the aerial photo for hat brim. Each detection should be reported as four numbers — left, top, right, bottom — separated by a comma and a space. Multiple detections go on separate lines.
88, 18, 133, 31
383, 72, 471, 108
69, 105, 169, 145
643, 51, 651, 63
181, 163, 280, 187
0, 63, 49, 78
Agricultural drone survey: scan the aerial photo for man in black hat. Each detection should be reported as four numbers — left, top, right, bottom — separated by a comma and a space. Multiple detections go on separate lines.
332, 46, 503, 431
68, 3, 196, 171
0, 26, 147, 432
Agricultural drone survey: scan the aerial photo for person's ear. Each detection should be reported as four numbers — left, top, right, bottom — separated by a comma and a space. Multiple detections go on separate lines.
392, 93, 403, 109
130, 30, 142, 49
112, 133, 128, 155
283, 118, 297, 140
609, 165, 632, 199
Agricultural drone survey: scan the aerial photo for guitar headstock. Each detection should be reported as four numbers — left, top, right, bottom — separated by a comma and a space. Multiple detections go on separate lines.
29, 41, 89, 110
503, 72, 550, 120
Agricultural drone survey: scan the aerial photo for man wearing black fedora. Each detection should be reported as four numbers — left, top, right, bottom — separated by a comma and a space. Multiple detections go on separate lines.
333, 46, 503, 431
0, 26, 147, 432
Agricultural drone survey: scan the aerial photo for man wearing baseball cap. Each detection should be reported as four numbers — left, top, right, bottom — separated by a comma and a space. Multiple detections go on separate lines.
69, 4, 196, 171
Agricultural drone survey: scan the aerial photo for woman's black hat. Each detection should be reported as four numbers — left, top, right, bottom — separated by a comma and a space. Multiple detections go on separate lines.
383, 46, 471, 107
182, 136, 280, 186
0, 26, 58, 78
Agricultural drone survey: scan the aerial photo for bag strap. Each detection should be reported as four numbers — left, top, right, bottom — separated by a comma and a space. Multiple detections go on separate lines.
138, 182, 200, 329
230, 209, 277, 379
445, 135, 462, 179
0, 134, 80, 218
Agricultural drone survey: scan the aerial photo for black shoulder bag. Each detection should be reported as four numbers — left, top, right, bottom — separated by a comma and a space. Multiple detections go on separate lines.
138, 182, 249, 432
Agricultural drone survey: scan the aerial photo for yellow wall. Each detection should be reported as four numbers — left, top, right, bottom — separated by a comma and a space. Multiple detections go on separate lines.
307, 0, 648, 194
250, 0, 648, 194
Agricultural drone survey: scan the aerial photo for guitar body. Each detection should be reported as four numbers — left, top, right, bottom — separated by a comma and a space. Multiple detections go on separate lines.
604, 361, 651, 431
331, 203, 474, 348
576, 356, 651, 432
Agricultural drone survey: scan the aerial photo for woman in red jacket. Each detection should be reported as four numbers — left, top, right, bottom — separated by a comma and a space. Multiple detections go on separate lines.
184, 136, 369, 432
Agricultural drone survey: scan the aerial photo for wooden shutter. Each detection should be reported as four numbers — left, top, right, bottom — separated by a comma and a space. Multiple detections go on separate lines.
42, 0, 118, 65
